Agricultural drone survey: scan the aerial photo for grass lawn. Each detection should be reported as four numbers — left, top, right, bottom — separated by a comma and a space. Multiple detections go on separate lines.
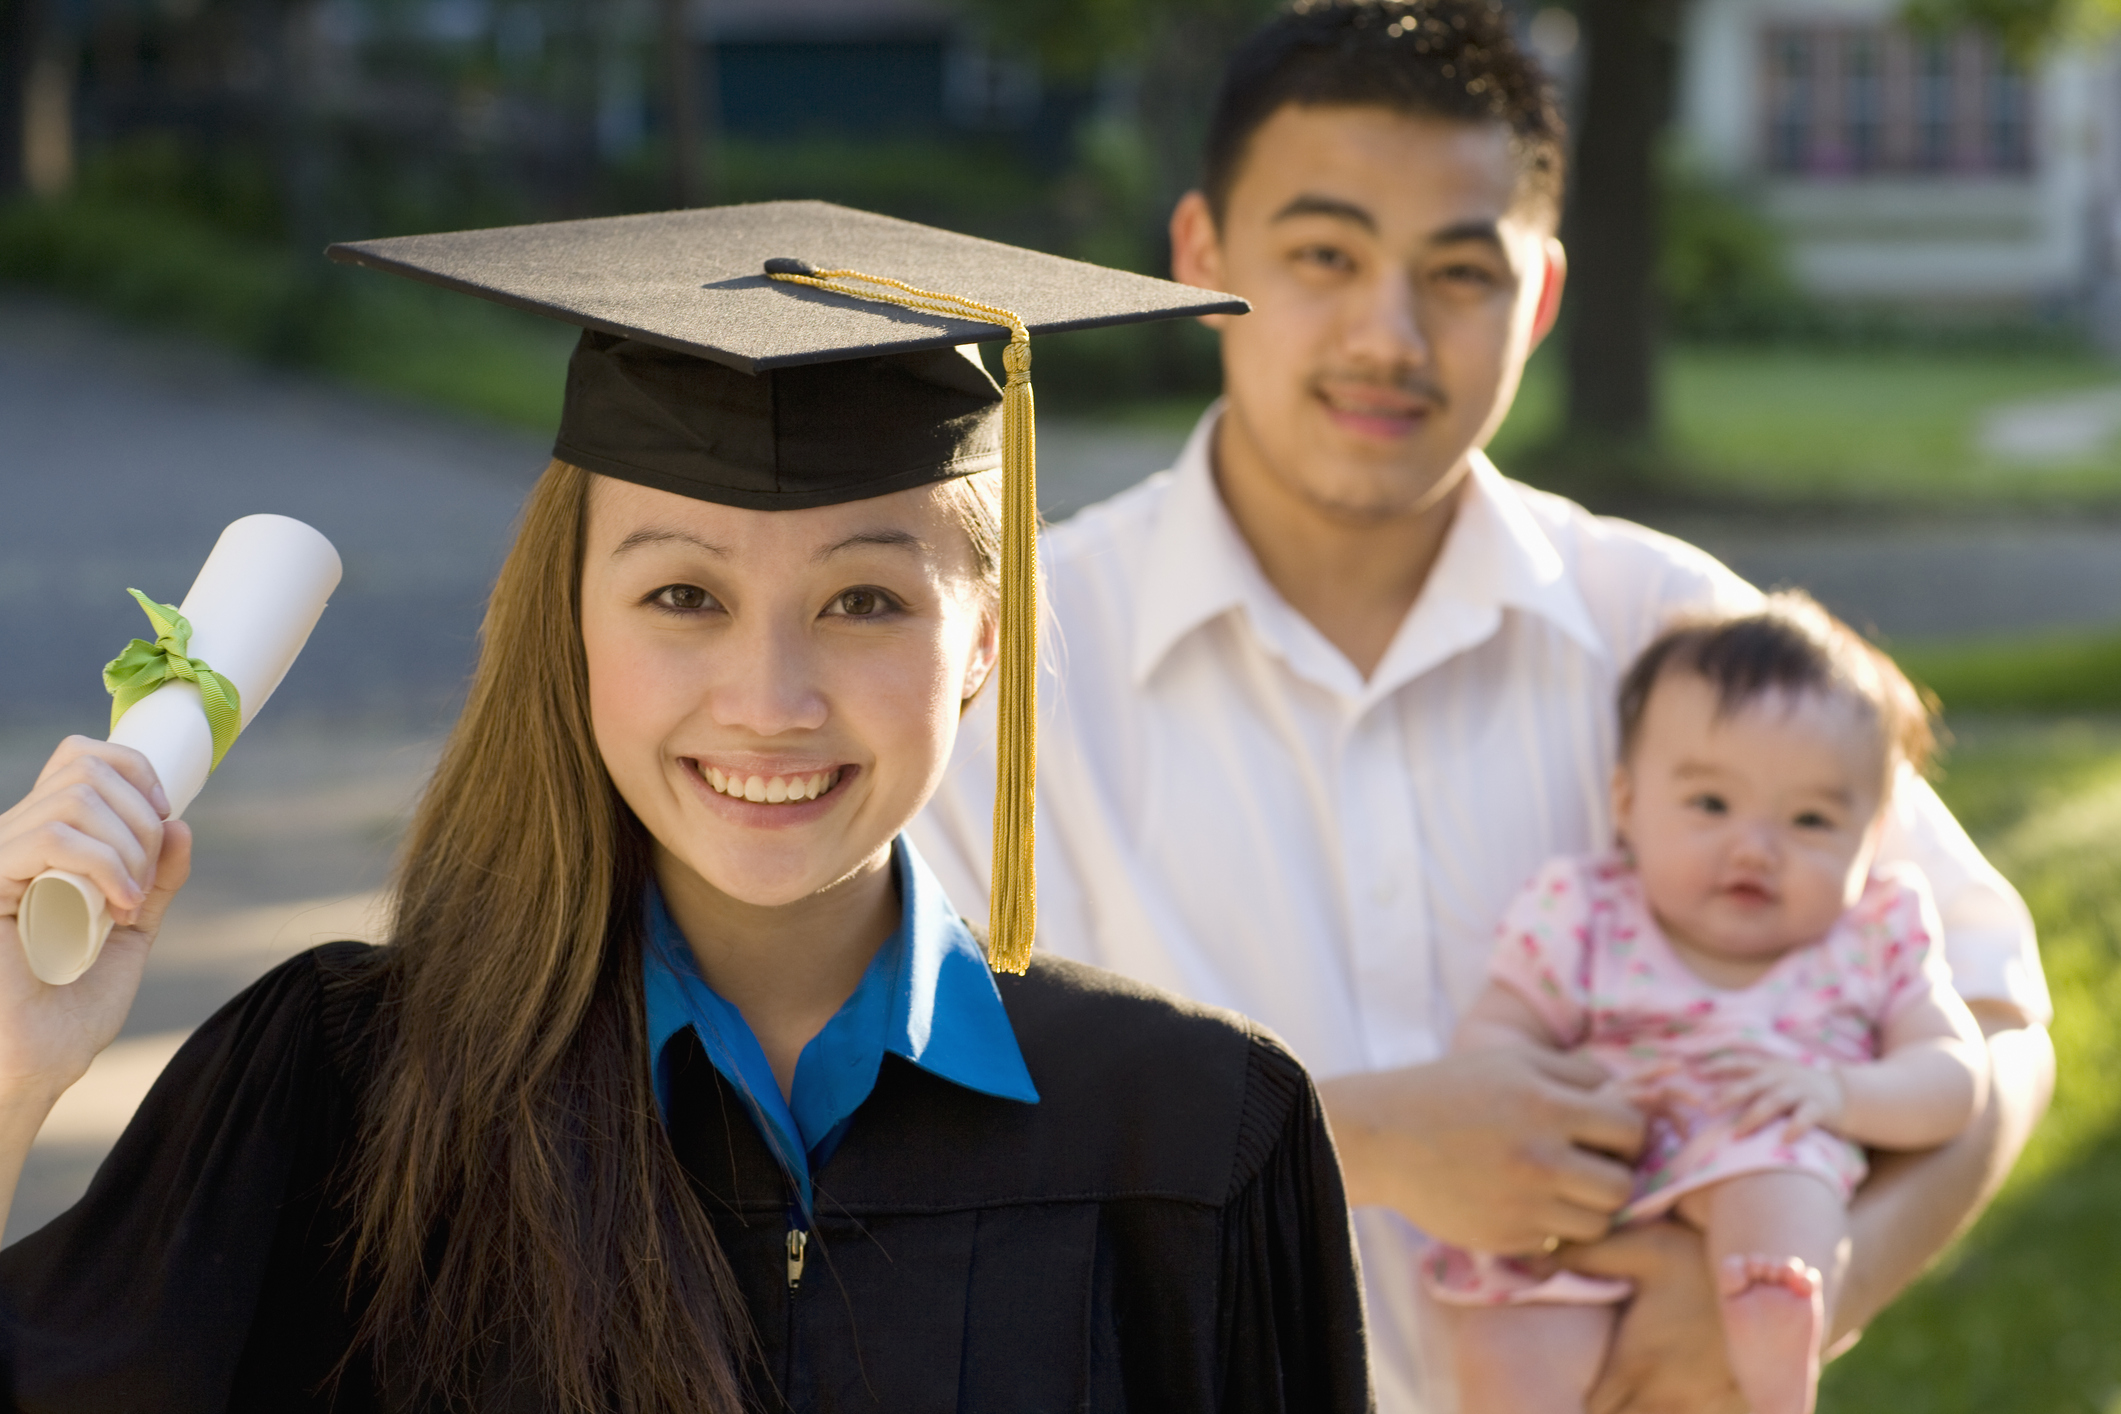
1487, 344, 2121, 507
1819, 713, 2121, 1412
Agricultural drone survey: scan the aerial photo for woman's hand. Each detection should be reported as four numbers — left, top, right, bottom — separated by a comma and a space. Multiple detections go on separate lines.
0, 736, 192, 1115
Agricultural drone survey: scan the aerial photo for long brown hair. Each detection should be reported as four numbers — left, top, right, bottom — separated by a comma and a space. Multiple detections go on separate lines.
348, 461, 748, 1412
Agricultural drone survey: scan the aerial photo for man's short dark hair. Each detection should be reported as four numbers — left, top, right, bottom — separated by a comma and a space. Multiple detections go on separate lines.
1617, 591, 1939, 789
1202, 0, 1566, 224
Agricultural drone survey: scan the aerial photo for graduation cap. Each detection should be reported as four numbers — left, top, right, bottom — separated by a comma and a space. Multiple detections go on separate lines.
326, 200, 1247, 972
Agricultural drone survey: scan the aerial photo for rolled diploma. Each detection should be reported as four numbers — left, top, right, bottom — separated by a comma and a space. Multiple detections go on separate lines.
19, 515, 343, 985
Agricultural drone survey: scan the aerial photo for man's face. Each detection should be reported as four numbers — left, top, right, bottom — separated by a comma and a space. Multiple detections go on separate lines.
1173, 104, 1563, 521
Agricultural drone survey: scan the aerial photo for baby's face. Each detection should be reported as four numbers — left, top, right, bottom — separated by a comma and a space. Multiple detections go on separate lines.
1613, 670, 1888, 966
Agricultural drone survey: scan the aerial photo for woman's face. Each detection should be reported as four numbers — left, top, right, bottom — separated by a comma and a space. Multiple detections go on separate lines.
581, 475, 997, 908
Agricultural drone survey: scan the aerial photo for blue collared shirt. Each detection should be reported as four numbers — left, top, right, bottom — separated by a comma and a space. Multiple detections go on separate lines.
643, 836, 1039, 1215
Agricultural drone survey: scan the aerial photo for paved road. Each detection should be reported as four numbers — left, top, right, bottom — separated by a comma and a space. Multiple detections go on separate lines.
4, 295, 2120, 1241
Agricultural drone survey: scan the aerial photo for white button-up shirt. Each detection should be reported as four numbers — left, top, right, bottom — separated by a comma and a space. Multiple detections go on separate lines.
912, 405, 2048, 1411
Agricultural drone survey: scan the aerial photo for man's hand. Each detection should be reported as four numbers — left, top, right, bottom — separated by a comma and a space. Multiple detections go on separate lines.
1318, 1047, 1644, 1253
1562, 1221, 1746, 1414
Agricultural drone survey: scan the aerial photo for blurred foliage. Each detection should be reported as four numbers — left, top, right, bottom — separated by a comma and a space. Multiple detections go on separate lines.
1904, 0, 2121, 56
951, 0, 1277, 80
0, 179, 574, 428
0, 125, 1221, 418
1660, 166, 1809, 341
1822, 715, 2121, 1412
1898, 631, 2121, 715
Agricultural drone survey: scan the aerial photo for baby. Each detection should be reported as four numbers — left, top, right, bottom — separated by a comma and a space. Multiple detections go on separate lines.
1425, 592, 1988, 1414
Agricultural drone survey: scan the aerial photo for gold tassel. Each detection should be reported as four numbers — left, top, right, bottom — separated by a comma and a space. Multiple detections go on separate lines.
766, 264, 1038, 974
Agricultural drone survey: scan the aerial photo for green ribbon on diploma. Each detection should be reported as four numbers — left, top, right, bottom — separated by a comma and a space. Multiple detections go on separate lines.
103, 589, 243, 771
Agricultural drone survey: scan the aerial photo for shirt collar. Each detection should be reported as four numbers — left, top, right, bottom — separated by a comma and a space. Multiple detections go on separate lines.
642, 836, 1037, 1212
1130, 403, 1606, 699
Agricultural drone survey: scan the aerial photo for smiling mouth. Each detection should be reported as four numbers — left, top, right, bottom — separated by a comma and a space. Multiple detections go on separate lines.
1314, 377, 1444, 423
1320, 391, 1428, 420
694, 764, 843, 804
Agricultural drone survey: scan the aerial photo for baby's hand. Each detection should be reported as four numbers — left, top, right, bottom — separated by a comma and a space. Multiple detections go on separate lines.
1698, 1054, 1846, 1141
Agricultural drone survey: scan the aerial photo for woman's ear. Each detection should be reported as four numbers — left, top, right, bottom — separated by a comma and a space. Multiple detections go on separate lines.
960, 608, 1000, 710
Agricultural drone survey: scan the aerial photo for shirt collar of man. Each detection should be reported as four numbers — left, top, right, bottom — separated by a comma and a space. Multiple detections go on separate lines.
1130, 403, 1607, 704
642, 835, 1040, 1214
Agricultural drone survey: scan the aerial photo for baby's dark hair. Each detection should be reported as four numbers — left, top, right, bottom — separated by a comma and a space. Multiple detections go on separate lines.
1617, 591, 1938, 786
1201, 0, 1566, 225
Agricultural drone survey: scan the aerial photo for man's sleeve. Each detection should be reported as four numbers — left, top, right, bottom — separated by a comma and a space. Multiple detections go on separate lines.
1876, 765, 2049, 1025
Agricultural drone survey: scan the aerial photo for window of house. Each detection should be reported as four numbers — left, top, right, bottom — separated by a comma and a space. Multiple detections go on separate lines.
1759, 24, 2034, 177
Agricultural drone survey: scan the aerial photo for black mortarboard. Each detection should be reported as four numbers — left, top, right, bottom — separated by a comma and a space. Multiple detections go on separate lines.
324, 201, 1243, 509
325, 200, 1245, 976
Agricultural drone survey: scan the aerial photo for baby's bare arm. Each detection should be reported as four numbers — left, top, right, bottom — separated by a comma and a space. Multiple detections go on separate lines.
1453, 981, 1570, 1054
1709, 984, 1986, 1151
1836, 985, 1987, 1150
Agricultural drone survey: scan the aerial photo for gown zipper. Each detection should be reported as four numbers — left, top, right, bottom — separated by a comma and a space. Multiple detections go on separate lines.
785, 1209, 809, 1292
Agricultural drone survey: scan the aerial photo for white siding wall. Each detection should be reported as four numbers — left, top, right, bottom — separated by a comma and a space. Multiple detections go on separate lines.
1674, 0, 2116, 305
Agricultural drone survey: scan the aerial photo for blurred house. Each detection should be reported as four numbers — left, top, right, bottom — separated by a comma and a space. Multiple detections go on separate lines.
1677, 0, 2120, 314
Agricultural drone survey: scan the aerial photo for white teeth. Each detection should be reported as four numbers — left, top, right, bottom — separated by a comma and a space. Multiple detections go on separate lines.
702, 765, 840, 802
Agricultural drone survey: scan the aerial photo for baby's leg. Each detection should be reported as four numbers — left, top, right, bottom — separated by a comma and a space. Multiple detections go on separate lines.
1441, 1301, 1614, 1414
1676, 1171, 1847, 1414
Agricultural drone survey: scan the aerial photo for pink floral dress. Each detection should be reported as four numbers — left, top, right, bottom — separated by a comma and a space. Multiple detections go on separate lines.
1424, 850, 1953, 1306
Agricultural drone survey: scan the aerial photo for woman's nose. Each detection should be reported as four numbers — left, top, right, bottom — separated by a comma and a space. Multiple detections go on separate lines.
704, 619, 828, 736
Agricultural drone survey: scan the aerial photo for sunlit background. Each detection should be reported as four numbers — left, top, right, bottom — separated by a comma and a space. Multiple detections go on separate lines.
2, 0, 2119, 1407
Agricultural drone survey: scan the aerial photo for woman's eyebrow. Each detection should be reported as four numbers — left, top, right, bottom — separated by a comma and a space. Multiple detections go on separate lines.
813, 529, 926, 562
612, 527, 730, 557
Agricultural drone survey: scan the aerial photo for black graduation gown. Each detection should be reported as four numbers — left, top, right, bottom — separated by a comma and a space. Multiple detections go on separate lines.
0, 942, 1373, 1413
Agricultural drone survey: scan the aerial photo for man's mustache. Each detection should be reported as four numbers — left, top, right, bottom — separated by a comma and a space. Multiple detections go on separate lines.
1311, 373, 1451, 410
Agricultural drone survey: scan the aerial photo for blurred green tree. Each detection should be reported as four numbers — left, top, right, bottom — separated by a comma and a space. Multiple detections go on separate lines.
1904, 0, 2121, 53
951, 0, 1278, 246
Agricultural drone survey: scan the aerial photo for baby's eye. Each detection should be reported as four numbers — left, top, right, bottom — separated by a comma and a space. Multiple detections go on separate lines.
1688, 793, 1728, 816
1792, 810, 1835, 830
650, 583, 718, 613
825, 587, 900, 619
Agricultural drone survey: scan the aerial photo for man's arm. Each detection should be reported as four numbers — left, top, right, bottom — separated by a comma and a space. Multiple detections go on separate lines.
1833, 1001, 2053, 1342
1562, 1003, 2053, 1413
1319, 1047, 1645, 1255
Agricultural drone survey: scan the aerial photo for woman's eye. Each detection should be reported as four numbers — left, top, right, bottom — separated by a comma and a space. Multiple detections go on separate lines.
827, 587, 897, 618
1689, 793, 1728, 816
650, 583, 716, 612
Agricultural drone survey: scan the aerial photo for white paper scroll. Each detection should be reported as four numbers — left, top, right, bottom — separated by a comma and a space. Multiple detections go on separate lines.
19, 515, 343, 985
